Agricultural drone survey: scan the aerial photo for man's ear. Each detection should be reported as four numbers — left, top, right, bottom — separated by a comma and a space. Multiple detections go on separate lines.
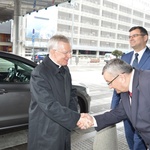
144, 35, 148, 43
119, 73, 125, 83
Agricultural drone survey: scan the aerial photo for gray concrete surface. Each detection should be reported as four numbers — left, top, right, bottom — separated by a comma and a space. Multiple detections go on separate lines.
93, 125, 118, 150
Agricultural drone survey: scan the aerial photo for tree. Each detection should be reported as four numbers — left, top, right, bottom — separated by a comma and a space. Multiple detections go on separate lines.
112, 50, 123, 58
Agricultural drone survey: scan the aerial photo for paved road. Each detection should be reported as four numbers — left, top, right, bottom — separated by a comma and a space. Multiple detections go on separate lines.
0, 62, 128, 150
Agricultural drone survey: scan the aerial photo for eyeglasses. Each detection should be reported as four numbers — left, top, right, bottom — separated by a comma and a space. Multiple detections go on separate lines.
129, 34, 145, 39
107, 75, 119, 85
107, 72, 125, 85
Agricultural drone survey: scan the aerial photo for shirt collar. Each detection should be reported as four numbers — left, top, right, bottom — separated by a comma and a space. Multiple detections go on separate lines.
129, 69, 135, 93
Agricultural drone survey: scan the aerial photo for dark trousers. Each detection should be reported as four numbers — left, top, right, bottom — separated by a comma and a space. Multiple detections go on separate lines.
123, 119, 147, 150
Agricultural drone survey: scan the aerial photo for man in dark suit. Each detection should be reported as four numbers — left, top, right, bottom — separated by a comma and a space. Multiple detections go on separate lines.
78, 58, 150, 149
28, 35, 90, 150
111, 26, 150, 150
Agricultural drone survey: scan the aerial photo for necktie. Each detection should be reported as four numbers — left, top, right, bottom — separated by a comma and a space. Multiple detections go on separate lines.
128, 91, 132, 98
132, 53, 139, 68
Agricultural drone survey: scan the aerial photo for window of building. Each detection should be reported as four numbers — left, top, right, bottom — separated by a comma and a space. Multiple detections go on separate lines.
101, 31, 115, 39
133, 10, 144, 18
116, 43, 129, 49
85, 0, 100, 5
145, 14, 150, 20
144, 22, 150, 28
58, 11, 72, 21
119, 5, 132, 14
101, 20, 116, 29
79, 39, 97, 46
118, 15, 131, 23
102, 10, 117, 20
100, 41, 115, 48
118, 24, 130, 32
81, 16, 99, 26
132, 19, 143, 26
103, 0, 118, 10
82, 5, 99, 15
79, 50, 96, 55
80, 28, 98, 36
117, 34, 128, 41
58, 24, 70, 32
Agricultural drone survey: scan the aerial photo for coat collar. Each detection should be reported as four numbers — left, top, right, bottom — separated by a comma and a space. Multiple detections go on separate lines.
42, 55, 60, 75
42, 55, 68, 75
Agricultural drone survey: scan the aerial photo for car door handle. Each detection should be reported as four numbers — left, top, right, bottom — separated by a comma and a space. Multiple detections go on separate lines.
0, 89, 7, 94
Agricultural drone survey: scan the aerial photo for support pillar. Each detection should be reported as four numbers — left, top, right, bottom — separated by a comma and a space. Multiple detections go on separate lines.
93, 125, 118, 150
13, 0, 23, 56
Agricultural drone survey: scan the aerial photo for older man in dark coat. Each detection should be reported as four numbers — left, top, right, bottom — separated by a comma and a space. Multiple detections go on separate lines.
28, 35, 88, 150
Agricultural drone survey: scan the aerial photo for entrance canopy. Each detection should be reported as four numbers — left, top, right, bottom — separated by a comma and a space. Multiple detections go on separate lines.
0, 0, 68, 23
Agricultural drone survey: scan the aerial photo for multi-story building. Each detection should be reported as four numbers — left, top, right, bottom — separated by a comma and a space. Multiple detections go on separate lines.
55, 0, 150, 57
1, 0, 150, 59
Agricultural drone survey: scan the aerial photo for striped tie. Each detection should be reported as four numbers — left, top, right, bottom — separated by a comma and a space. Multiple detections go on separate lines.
132, 53, 139, 68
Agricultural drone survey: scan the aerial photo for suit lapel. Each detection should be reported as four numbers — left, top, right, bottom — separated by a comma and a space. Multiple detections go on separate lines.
138, 47, 150, 69
122, 51, 133, 64
121, 92, 132, 120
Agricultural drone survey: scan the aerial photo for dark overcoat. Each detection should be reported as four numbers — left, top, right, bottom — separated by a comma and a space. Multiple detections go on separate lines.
28, 55, 80, 150
94, 69, 150, 148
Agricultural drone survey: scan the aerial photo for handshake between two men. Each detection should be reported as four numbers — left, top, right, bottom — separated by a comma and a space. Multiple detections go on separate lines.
77, 113, 95, 129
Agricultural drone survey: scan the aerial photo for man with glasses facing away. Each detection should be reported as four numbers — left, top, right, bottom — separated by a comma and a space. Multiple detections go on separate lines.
111, 26, 150, 150
28, 34, 91, 150
78, 58, 150, 149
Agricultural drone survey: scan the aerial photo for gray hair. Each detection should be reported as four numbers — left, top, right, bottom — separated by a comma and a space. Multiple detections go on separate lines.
47, 34, 71, 51
102, 58, 133, 76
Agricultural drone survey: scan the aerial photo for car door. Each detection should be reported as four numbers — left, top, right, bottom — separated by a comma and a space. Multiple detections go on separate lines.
0, 57, 33, 129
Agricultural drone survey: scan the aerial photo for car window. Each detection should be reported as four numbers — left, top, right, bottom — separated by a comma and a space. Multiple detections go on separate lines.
0, 58, 14, 72
0, 58, 33, 83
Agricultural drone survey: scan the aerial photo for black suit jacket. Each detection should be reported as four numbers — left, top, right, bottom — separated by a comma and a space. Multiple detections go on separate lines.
95, 69, 150, 147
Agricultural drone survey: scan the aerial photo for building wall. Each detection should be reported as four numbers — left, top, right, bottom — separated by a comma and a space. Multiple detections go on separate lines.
56, 0, 150, 54
24, 0, 150, 57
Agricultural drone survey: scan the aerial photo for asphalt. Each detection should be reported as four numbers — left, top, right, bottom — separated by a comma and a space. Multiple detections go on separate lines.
1, 123, 128, 150
71, 123, 128, 150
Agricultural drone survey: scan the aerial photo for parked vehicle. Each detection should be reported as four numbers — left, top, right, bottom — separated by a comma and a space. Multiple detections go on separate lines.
0, 51, 91, 130
31, 51, 48, 63
104, 53, 116, 63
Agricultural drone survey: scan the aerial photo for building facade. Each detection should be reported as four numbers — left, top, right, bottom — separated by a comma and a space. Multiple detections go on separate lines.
1, 0, 150, 59
55, 0, 150, 57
